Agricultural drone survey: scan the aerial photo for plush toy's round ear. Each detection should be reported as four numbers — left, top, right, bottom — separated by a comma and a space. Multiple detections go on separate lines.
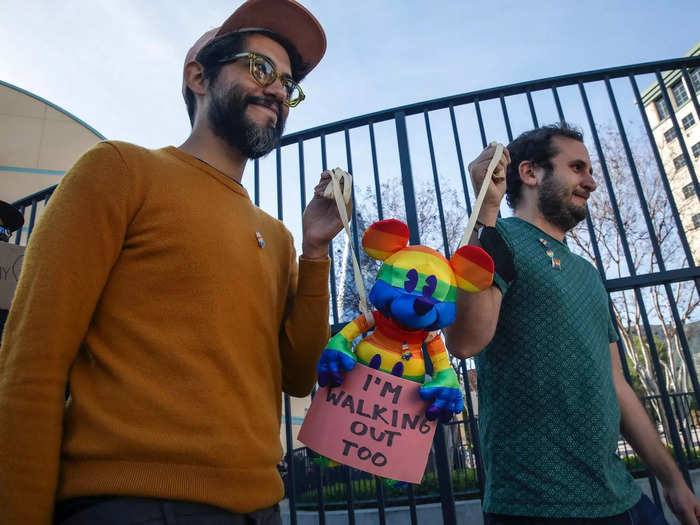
450, 245, 495, 292
362, 219, 410, 260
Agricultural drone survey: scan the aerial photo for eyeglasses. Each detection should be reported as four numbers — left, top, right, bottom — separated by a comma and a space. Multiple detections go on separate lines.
218, 51, 305, 107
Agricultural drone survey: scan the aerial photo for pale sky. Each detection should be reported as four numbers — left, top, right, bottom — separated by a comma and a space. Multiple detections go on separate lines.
3, 1, 699, 150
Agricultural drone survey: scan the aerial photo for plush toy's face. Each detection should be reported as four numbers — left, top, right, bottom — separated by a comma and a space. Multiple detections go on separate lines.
363, 219, 495, 332
369, 247, 457, 331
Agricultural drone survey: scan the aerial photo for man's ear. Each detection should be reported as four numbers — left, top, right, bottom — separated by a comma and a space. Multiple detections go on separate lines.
519, 160, 538, 188
183, 61, 207, 97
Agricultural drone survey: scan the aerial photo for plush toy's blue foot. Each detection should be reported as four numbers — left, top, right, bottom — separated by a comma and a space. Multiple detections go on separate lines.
419, 370, 464, 423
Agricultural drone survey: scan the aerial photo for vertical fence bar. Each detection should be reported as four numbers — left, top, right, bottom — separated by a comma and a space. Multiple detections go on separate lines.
499, 95, 514, 143
655, 70, 700, 201
321, 133, 340, 325
526, 90, 539, 127
374, 476, 386, 525
298, 140, 306, 213
315, 462, 326, 525
394, 111, 420, 245
580, 80, 693, 488
283, 397, 297, 525
369, 123, 384, 221
605, 77, 700, 413
345, 467, 355, 525
460, 360, 485, 497
449, 104, 472, 215
473, 99, 488, 149
276, 146, 283, 222
424, 111, 452, 257
433, 423, 457, 525
254, 158, 260, 207
407, 484, 418, 525
552, 87, 566, 124
344, 128, 361, 261
26, 200, 37, 241
13, 207, 24, 245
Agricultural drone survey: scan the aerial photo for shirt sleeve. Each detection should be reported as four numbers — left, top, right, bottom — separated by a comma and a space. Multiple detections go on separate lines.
0, 142, 137, 524
278, 245, 331, 397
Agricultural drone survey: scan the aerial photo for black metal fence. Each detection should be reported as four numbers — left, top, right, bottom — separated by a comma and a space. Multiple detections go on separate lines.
11, 56, 700, 524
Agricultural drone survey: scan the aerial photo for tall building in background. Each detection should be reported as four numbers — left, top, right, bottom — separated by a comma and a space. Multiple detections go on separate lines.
0, 80, 104, 240
641, 42, 700, 263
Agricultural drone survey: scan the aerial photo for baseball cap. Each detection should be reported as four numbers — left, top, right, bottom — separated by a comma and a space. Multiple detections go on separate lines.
182, 0, 326, 99
0, 201, 24, 232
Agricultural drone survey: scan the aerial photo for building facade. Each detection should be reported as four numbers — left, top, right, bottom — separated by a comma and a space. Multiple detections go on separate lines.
641, 43, 700, 263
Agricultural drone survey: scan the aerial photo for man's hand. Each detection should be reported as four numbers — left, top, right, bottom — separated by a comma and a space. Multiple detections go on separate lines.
301, 170, 353, 259
665, 480, 700, 524
468, 143, 510, 225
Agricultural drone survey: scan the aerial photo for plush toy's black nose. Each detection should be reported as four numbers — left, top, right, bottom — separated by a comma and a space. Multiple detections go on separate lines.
414, 296, 433, 316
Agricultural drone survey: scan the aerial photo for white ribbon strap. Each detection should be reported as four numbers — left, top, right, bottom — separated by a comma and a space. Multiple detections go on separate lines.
459, 142, 505, 248
325, 168, 369, 316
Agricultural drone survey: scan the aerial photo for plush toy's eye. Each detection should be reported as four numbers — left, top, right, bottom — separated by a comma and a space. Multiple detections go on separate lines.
404, 269, 418, 292
422, 275, 437, 297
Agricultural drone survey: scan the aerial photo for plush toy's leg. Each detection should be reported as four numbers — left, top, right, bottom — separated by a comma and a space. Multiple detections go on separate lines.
382, 477, 410, 488
369, 354, 382, 369
390, 361, 404, 377
312, 453, 340, 468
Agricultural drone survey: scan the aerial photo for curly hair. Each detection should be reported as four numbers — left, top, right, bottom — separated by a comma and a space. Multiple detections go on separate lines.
505, 123, 584, 209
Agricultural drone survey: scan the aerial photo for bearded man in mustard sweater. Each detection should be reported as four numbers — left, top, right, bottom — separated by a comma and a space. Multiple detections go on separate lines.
0, 1, 344, 523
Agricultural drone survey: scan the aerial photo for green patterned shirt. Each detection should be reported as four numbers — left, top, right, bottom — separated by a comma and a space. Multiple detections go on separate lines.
475, 217, 640, 518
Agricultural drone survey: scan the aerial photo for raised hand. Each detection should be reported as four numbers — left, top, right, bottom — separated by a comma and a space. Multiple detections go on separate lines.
301, 170, 353, 259
467, 143, 510, 225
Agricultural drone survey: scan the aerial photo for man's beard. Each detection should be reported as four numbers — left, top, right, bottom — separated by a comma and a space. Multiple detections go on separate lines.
537, 168, 588, 232
207, 82, 285, 159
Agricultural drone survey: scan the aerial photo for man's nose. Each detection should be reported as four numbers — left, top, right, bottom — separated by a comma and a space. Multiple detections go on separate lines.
263, 77, 287, 102
582, 172, 597, 192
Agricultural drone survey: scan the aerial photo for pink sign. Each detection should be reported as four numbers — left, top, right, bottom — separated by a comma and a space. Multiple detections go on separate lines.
298, 364, 437, 483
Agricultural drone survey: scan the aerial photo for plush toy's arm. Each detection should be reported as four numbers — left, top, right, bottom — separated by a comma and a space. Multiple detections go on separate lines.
419, 332, 464, 423
317, 312, 375, 387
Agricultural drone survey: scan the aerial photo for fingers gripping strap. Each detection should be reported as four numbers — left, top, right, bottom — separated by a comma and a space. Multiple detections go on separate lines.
328, 168, 369, 316
460, 142, 505, 248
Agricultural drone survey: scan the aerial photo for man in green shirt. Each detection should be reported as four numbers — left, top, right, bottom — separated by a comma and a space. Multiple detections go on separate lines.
445, 124, 700, 524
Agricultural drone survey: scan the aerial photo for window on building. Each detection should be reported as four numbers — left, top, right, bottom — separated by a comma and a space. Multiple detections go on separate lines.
683, 183, 696, 199
655, 98, 669, 121
682, 113, 696, 129
674, 154, 687, 170
672, 82, 690, 107
664, 128, 678, 143
693, 141, 700, 158
691, 68, 700, 94
694, 214, 700, 230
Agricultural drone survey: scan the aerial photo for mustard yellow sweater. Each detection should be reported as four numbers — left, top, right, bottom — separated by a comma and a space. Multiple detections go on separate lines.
0, 142, 330, 524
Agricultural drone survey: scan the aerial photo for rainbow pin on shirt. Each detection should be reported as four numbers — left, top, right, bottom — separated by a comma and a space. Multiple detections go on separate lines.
539, 238, 561, 271
255, 231, 265, 248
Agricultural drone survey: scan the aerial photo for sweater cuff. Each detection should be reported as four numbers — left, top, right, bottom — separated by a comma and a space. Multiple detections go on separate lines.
297, 256, 331, 297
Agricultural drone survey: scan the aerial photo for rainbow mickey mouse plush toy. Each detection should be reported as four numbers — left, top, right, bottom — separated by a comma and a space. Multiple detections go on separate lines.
317, 219, 495, 423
